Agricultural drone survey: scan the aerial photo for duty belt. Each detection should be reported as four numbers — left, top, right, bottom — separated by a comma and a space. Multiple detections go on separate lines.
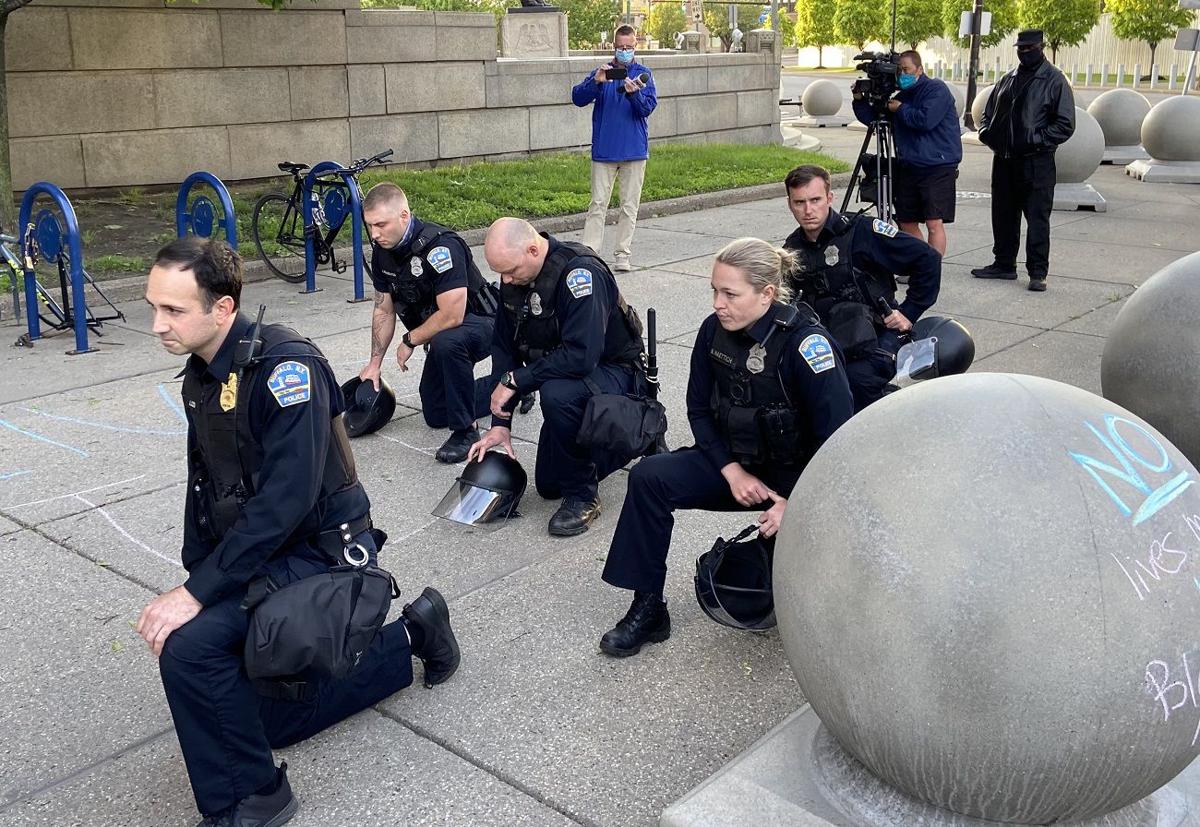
314, 513, 373, 566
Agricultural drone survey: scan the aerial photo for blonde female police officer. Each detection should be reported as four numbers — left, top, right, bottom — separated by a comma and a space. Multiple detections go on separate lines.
598, 238, 855, 656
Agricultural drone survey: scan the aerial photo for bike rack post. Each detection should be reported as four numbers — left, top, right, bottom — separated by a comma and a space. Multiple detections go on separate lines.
301, 161, 369, 301
19, 182, 94, 355
176, 171, 238, 248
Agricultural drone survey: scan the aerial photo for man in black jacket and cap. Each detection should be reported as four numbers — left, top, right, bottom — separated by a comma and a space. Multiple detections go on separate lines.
972, 29, 1075, 293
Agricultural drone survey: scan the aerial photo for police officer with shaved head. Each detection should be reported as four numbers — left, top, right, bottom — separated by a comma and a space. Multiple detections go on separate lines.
359, 182, 499, 462
139, 236, 459, 827
469, 217, 645, 537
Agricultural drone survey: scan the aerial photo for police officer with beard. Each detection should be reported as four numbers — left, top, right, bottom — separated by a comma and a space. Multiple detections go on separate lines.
598, 237, 854, 656
359, 183, 499, 462
139, 237, 459, 827
783, 164, 940, 411
468, 217, 645, 537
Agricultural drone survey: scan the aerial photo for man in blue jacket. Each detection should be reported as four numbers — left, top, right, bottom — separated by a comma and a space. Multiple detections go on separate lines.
852, 50, 961, 257
571, 25, 657, 273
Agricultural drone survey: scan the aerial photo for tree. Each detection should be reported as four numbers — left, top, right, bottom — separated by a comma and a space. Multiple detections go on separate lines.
794, 0, 836, 65
703, 2, 766, 51
559, 0, 621, 47
894, 0, 943, 48
941, 0, 1019, 48
835, 0, 887, 50
1018, 0, 1100, 62
1108, 0, 1192, 70
764, 10, 799, 47
646, 0, 687, 45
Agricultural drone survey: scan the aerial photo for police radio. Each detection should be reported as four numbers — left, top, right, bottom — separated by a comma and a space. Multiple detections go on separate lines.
233, 304, 267, 370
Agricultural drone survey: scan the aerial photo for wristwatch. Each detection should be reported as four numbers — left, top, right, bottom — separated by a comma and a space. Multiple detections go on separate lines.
402, 332, 415, 349
501, 371, 520, 391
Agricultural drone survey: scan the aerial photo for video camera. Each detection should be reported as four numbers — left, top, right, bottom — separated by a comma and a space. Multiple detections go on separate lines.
851, 51, 901, 115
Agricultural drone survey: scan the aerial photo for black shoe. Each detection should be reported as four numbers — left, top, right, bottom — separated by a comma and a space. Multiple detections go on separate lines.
196, 763, 298, 827
1028, 276, 1047, 292
600, 592, 671, 657
402, 587, 461, 687
435, 428, 479, 464
548, 498, 600, 537
971, 263, 1018, 280
518, 393, 536, 415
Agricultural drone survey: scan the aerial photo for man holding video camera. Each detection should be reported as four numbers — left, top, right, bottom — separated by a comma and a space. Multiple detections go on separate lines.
852, 50, 961, 257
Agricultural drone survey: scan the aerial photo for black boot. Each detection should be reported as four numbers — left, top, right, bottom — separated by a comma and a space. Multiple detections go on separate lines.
970, 262, 1018, 280
402, 587, 461, 687
518, 392, 537, 415
436, 428, 480, 464
600, 591, 671, 657
548, 498, 601, 537
196, 762, 298, 827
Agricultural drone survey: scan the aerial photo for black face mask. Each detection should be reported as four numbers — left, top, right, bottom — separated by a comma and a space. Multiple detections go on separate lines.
1018, 48, 1044, 69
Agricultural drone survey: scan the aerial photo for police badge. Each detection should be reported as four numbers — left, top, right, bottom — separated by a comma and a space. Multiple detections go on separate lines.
529, 293, 543, 316
824, 246, 840, 266
746, 343, 766, 374
410, 257, 423, 277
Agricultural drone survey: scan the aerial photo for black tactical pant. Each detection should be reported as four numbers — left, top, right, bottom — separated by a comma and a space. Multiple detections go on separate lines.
990, 152, 1056, 279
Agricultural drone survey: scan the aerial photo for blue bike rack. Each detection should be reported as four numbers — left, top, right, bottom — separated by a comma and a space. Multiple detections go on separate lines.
301, 161, 368, 302
20, 182, 93, 355
176, 171, 237, 247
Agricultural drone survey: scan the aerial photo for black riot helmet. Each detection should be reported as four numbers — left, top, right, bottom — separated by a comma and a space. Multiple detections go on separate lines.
694, 525, 777, 631
340, 377, 397, 438
432, 451, 527, 528
911, 316, 975, 378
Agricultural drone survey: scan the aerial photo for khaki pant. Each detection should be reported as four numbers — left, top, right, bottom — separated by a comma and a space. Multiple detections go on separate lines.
582, 159, 647, 260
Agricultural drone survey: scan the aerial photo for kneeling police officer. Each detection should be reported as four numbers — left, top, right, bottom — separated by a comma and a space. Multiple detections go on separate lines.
139, 237, 460, 827
782, 164, 941, 411
599, 238, 855, 656
469, 217, 645, 537
359, 183, 499, 462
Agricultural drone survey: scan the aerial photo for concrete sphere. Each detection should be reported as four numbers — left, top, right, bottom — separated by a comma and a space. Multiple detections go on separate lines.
1055, 106, 1105, 183
1088, 88, 1151, 147
802, 79, 843, 117
776, 373, 1200, 824
946, 82, 965, 119
1103, 251, 1200, 470
969, 84, 993, 127
1142, 95, 1200, 161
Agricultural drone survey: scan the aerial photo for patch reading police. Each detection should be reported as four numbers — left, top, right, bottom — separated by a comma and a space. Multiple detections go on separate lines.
427, 246, 454, 274
872, 218, 899, 238
566, 268, 593, 299
267, 361, 311, 408
798, 334, 836, 374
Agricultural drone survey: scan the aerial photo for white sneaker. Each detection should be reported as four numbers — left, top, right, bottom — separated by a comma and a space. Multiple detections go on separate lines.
614, 255, 632, 272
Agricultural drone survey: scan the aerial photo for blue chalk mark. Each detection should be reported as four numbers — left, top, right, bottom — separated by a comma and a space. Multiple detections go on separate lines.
0, 419, 89, 457
0, 470, 32, 481
1194, 577, 1200, 593
19, 407, 185, 437
158, 383, 188, 425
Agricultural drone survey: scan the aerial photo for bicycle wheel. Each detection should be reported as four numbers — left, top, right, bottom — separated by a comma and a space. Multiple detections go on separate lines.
252, 193, 307, 283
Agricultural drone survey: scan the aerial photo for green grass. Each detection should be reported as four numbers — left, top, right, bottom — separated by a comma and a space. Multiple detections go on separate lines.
357, 144, 847, 230
90, 254, 148, 274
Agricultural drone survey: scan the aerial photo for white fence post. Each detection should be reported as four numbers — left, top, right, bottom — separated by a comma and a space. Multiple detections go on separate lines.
1150, 63, 1158, 89
1085, 63, 1093, 85
1132, 63, 1141, 88
1102, 63, 1109, 87
1116, 63, 1124, 87
1071, 63, 1078, 85
1169, 63, 1177, 91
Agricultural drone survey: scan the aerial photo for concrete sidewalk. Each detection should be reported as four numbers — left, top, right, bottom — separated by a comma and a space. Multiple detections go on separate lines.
1, 118, 1197, 827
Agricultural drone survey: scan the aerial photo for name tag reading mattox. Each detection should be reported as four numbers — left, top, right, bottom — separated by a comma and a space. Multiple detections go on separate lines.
267, 361, 312, 408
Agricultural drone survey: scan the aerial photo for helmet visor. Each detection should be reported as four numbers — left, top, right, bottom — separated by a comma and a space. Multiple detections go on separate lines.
894, 336, 938, 385
432, 480, 518, 529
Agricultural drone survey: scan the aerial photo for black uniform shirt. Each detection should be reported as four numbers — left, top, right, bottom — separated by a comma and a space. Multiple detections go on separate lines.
686, 304, 855, 472
784, 210, 941, 324
179, 313, 369, 606
370, 217, 472, 324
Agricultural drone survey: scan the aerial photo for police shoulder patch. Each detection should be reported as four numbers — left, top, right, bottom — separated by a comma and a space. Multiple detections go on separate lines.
267, 361, 311, 408
798, 334, 836, 374
427, 245, 454, 274
872, 218, 899, 238
566, 267, 593, 299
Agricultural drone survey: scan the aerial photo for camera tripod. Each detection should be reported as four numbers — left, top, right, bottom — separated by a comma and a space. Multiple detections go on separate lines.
841, 113, 897, 224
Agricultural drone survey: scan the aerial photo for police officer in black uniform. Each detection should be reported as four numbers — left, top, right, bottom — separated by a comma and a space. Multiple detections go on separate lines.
359, 183, 499, 462
139, 237, 460, 827
782, 164, 941, 411
599, 237, 855, 656
468, 217, 644, 537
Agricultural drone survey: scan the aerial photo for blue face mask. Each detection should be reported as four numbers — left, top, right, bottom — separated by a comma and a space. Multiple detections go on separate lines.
615, 48, 635, 65
897, 73, 917, 90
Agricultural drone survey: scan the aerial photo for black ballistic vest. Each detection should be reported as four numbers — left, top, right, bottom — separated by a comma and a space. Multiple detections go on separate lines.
182, 323, 361, 541
500, 240, 644, 367
376, 221, 496, 331
708, 305, 812, 466
792, 215, 895, 319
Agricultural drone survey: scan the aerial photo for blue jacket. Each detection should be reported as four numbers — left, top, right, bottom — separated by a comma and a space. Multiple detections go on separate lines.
854, 74, 962, 171
571, 61, 657, 163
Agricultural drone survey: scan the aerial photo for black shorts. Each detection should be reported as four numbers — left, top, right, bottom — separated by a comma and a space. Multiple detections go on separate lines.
893, 165, 958, 224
